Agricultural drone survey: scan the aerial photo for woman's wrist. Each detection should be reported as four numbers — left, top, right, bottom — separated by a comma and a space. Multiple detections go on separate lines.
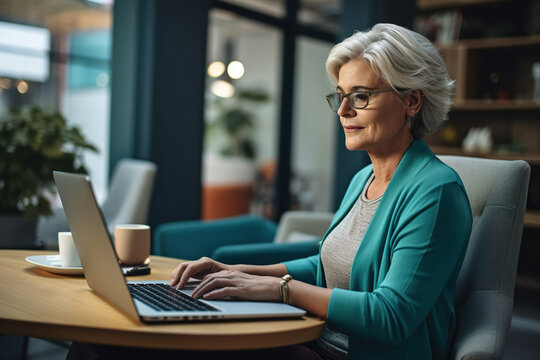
272, 276, 283, 302
234, 263, 289, 277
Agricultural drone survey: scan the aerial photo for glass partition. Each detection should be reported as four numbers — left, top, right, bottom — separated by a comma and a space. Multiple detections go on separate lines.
203, 8, 282, 219
0, 0, 112, 201
292, 36, 336, 212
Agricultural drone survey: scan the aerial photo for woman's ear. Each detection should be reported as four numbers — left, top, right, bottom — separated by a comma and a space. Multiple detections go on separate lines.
407, 90, 423, 117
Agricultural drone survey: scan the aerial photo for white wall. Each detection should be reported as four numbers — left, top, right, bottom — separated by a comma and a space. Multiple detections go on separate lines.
206, 11, 282, 165
292, 37, 336, 212
235, 32, 282, 164
62, 87, 110, 202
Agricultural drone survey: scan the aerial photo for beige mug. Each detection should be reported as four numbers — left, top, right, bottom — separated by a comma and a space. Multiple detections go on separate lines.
114, 224, 150, 266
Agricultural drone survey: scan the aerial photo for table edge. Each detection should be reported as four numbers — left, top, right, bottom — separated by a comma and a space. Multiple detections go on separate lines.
0, 316, 326, 350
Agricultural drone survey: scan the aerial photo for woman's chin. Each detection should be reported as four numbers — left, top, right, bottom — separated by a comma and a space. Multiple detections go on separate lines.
345, 138, 368, 151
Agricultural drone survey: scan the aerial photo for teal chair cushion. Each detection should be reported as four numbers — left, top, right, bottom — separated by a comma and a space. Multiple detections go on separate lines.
213, 240, 320, 265
152, 215, 277, 260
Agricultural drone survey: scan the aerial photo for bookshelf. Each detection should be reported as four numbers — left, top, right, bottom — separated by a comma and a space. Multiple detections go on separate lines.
417, 0, 540, 288
452, 99, 540, 111
430, 145, 540, 165
417, 0, 508, 11
440, 36, 540, 107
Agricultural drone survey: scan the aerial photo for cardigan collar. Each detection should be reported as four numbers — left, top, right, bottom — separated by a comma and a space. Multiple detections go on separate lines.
330, 139, 436, 235
380, 139, 436, 207
317, 140, 436, 287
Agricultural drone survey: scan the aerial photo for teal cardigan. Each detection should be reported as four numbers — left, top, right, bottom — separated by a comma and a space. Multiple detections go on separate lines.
284, 140, 472, 360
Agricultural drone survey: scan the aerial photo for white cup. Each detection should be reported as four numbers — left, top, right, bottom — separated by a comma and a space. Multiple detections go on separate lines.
58, 232, 81, 267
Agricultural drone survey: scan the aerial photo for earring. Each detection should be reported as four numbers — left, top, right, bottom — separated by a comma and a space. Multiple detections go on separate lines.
406, 114, 412, 128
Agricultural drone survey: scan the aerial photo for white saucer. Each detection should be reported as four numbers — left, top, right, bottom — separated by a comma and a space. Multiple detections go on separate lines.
25, 255, 83, 275
25, 255, 152, 276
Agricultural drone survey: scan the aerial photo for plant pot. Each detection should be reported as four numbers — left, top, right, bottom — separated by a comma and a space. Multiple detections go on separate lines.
0, 214, 40, 249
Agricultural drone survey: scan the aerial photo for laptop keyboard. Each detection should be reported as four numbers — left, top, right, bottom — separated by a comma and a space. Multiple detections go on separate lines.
128, 283, 219, 312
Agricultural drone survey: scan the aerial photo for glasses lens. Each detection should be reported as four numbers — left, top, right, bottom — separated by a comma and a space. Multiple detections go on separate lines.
350, 92, 369, 109
326, 93, 342, 112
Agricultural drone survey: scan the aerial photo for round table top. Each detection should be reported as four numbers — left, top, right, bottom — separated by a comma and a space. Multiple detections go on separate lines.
0, 250, 325, 350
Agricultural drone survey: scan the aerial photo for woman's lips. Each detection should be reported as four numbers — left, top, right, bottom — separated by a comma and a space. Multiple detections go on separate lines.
343, 125, 365, 133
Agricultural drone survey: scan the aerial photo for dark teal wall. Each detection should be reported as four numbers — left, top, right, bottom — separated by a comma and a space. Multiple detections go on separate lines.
110, 0, 210, 226
332, 0, 416, 210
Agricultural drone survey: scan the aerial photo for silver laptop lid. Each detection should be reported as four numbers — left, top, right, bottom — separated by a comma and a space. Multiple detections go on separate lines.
53, 171, 140, 321
54, 171, 306, 323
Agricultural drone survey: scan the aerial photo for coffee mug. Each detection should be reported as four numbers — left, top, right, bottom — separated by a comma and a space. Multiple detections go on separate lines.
58, 232, 81, 267
114, 224, 150, 266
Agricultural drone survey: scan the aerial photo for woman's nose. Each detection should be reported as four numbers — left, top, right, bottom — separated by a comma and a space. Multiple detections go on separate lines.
337, 97, 356, 117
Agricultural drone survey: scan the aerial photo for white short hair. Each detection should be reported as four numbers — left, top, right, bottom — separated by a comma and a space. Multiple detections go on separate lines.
326, 23, 454, 138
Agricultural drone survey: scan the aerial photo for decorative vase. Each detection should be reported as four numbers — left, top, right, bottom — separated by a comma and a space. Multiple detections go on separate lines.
0, 214, 39, 249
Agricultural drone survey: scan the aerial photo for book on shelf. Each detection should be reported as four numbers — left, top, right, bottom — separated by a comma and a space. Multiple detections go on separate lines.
414, 9, 462, 46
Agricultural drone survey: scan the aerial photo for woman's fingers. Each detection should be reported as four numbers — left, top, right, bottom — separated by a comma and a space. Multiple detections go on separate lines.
170, 257, 226, 289
192, 274, 238, 299
170, 262, 188, 287
191, 270, 281, 302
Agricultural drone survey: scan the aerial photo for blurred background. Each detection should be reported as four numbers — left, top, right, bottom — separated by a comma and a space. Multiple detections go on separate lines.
1, 0, 539, 358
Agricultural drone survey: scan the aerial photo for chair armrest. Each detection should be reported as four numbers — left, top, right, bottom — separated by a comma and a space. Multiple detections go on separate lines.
152, 215, 277, 260
452, 291, 513, 360
212, 240, 320, 265
274, 211, 334, 243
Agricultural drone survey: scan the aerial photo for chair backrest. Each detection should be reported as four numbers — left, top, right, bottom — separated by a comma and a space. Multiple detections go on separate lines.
273, 211, 334, 243
438, 155, 530, 360
101, 159, 157, 234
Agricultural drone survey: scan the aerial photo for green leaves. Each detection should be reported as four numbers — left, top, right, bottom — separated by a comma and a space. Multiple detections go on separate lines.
0, 105, 98, 218
205, 87, 270, 160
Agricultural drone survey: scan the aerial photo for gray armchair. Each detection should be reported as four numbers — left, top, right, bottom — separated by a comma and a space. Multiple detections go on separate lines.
37, 159, 157, 248
438, 156, 530, 360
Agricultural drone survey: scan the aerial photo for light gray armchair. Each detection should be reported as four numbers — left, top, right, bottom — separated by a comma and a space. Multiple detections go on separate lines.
100, 159, 157, 234
37, 159, 157, 248
438, 156, 530, 360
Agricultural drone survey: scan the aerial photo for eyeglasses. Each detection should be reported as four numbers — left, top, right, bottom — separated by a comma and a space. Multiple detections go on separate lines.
325, 88, 396, 112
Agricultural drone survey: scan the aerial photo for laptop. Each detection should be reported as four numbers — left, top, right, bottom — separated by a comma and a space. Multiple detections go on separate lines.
53, 171, 306, 323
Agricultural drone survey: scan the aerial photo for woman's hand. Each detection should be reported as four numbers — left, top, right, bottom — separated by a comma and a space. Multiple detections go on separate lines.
170, 257, 332, 317
170, 257, 231, 290
191, 269, 281, 302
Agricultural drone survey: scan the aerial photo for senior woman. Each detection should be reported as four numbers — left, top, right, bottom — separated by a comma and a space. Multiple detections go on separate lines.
68, 23, 472, 360
170, 23, 472, 360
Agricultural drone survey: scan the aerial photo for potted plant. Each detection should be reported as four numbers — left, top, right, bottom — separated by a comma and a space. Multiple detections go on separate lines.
202, 87, 269, 219
205, 88, 269, 160
0, 105, 97, 248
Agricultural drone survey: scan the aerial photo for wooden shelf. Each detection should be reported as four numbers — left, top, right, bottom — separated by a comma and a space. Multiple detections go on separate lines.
430, 145, 540, 165
417, 0, 508, 11
524, 210, 540, 229
452, 99, 540, 111
441, 35, 540, 50
516, 275, 540, 291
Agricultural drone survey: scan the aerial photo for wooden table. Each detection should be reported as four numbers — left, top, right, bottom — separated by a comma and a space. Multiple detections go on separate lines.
0, 250, 325, 350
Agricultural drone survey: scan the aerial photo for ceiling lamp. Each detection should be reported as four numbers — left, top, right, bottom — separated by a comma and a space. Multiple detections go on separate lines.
208, 40, 245, 98
227, 60, 244, 79
208, 61, 226, 78
16, 80, 29, 94
210, 79, 235, 98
